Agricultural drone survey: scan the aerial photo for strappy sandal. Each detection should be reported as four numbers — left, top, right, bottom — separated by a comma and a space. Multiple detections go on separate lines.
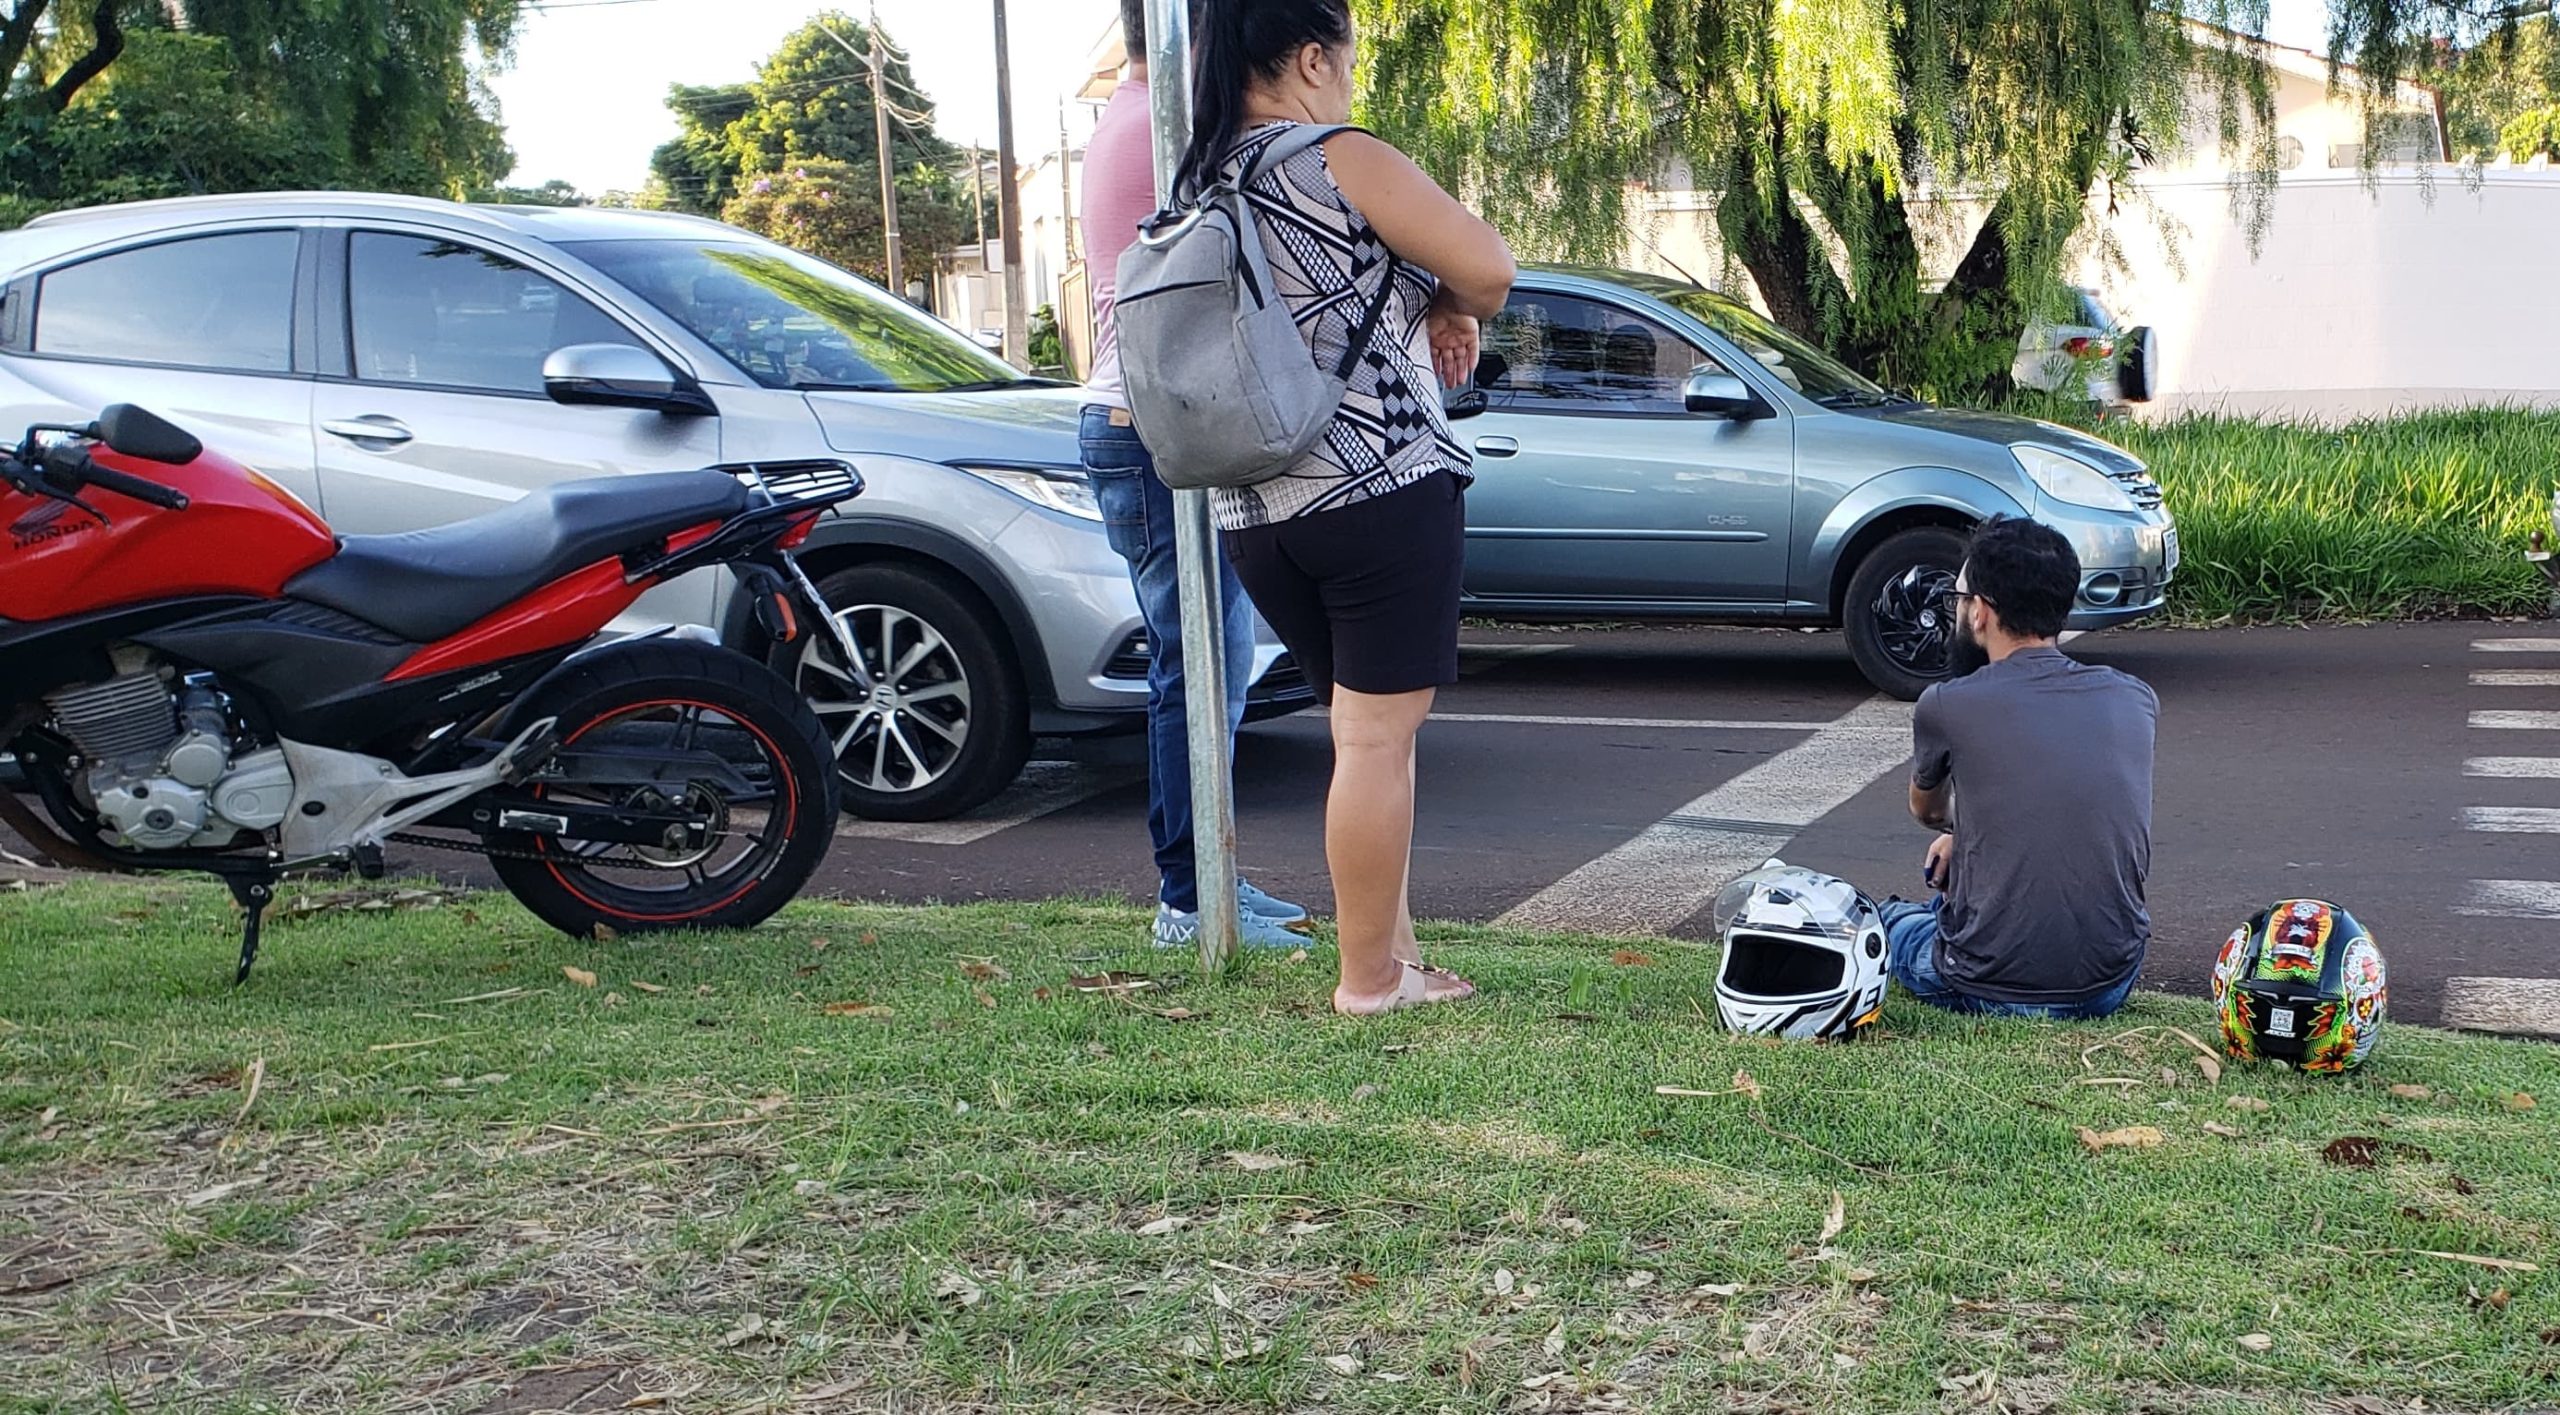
1338, 960, 1476, 1015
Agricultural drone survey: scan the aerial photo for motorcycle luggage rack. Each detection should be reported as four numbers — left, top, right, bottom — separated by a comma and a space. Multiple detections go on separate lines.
728, 459, 862, 508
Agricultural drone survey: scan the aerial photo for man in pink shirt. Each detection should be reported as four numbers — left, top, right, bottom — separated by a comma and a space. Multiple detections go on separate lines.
1080, 0, 1306, 949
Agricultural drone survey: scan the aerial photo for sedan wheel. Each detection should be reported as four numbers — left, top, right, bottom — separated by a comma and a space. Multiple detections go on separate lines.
786, 563, 1030, 822
1842, 525, 1972, 701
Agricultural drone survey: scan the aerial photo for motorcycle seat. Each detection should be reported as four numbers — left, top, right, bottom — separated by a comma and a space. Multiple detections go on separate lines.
283, 471, 750, 643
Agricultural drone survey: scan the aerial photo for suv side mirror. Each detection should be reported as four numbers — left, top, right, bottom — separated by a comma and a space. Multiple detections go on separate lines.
1683, 367, 1763, 420
544, 343, 716, 416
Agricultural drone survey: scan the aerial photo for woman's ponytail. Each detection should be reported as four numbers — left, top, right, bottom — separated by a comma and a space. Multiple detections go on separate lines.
1172, 0, 1353, 201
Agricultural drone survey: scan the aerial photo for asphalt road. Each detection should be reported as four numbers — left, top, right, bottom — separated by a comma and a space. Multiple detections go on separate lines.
13, 619, 2553, 1033
802, 619, 2559, 1032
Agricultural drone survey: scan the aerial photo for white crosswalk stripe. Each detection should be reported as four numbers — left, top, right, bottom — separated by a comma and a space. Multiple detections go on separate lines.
2466, 756, 2560, 778
2441, 977, 2560, 1038
2465, 805, 2560, 834
2473, 669, 2560, 687
1497, 696, 1913, 935
2457, 880, 2560, 919
2472, 638, 2560, 652
2469, 710, 2560, 730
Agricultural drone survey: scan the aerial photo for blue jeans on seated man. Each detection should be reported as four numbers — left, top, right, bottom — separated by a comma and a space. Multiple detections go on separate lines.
1079, 407, 1258, 917
1878, 897, 2138, 1020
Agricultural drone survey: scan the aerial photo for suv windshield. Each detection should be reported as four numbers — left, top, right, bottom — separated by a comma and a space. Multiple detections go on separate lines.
1661, 289, 1892, 404
564, 238, 1034, 393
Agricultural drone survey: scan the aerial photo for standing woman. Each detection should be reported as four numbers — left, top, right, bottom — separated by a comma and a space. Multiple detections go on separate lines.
1179, 0, 1515, 1014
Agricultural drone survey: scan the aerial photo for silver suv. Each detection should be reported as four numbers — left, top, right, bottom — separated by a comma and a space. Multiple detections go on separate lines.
0, 194, 1306, 820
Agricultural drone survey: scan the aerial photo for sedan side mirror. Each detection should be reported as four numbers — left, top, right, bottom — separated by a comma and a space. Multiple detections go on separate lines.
1444, 386, 1489, 421
1683, 367, 1763, 420
544, 343, 716, 416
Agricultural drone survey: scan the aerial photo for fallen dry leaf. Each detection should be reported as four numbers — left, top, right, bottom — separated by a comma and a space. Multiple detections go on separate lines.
2507, 1092, 2536, 1111
2226, 1095, 2272, 1113
819, 1001, 892, 1018
1228, 1150, 1296, 1172
716, 1314, 766, 1348
1734, 1069, 1765, 1101
1350, 1083, 1380, 1102
591, 923, 618, 943
1135, 1215, 1189, 1237
931, 1270, 984, 1308
1070, 971, 1157, 993
792, 1179, 826, 1198
1693, 1282, 1745, 1298
2413, 1249, 2540, 1273
182, 1177, 261, 1208
561, 965, 598, 989
1843, 1267, 1878, 1284
1286, 948, 1309, 964
1489, 1267, 1517, 1297
2203, 1122, 2243, 1138
974, 990, 997, 1010
2236, 1332, 2273, 1353
1322, 1352, 1363, 1377
2389, 1083, 2432, 1101
1610, 949, 1656, 966
2192, 1054, 2222, 1085
629, 980, 666, 995
2077, 1125, 2166, 1154
2322, 1136, 2382, 1168
1818, 1190, 1846, 1244
1624, 1270, 1657, 1290
958, 958, 1008, 983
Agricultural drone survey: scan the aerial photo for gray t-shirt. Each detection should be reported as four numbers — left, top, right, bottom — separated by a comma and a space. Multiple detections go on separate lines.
1911, 647, 2158, 1003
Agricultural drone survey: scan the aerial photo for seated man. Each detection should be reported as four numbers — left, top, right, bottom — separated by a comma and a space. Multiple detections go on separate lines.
1882, 517, 2158, 1019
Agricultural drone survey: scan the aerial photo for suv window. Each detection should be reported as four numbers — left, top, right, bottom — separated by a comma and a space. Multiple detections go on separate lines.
1478, 292, 1713, 413
348, 233, 641, 394
36, 231, 299, 373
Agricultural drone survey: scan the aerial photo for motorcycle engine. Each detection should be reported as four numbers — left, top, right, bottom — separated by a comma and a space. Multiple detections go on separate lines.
42, 652, 294, 851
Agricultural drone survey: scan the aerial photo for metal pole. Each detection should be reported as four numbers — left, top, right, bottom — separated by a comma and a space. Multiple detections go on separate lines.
1141, 0, 1239, 975
991, 0, 1029, 366
867, 21, 905, 292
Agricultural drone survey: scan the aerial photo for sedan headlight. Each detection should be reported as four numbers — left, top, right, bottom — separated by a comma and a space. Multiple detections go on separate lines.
958, 464, 1102, 521
2012, 444, 2139, 514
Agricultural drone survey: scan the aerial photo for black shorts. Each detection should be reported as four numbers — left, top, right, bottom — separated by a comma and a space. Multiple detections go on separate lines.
1222, 472, 1466, 702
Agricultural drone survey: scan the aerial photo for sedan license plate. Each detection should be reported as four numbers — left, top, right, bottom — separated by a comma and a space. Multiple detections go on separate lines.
2162, 528, 2181, 581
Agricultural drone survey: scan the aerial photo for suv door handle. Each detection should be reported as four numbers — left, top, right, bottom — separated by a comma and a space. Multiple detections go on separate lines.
1475, 435, 1520, 457
322, 416, 414, 446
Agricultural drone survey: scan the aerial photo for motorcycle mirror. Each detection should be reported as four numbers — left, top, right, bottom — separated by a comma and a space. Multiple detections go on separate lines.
93, 404, 203, 465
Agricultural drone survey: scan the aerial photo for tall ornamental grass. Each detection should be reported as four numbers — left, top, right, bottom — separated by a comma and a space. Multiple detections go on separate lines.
2111, 408, 2560, 623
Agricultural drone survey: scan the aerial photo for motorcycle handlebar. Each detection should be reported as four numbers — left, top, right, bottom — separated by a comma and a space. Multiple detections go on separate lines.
80, 460, 191, 511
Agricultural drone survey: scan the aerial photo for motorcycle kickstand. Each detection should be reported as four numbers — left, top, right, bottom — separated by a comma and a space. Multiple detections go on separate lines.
226, 874, 276, 985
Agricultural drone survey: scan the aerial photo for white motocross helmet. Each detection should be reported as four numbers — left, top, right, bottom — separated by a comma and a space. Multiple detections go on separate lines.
1712, 861, 1889, 1041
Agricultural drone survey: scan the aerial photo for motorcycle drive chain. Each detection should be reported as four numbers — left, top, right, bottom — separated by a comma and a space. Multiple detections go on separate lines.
386, 830, 556, 863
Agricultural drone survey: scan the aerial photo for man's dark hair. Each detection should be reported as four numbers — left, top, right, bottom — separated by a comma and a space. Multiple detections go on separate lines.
1120, 0, 1148, 51
1962, 516, 2080, 641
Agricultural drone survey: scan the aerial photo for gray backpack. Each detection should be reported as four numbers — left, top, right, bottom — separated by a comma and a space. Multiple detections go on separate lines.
1112, 124, 1397, 492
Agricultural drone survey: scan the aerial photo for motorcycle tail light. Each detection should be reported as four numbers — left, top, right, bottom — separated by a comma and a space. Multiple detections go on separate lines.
779, 512, 821, 550
2061, 337, 2114, 359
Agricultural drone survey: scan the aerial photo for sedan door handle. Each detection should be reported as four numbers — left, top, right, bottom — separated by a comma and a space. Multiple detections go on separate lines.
1474, 435, 1520, 457
322, 415, 414, 446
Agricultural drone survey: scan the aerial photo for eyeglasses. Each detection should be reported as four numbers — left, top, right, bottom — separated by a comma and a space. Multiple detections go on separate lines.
1945, 589, 1993, 607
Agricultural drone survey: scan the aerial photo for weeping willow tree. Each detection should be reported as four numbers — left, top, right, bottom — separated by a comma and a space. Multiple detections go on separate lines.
1356, 0, 2544, 397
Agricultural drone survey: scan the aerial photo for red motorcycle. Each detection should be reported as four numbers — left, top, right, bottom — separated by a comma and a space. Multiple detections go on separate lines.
1, 405, 862, 980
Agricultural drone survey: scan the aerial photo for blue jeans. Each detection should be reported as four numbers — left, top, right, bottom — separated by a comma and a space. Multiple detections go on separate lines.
1879, 897, 2138, 1020
1079, 407, 1255, 914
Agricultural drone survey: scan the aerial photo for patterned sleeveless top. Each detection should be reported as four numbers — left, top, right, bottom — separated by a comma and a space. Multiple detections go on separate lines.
1211, 122, 1472, 532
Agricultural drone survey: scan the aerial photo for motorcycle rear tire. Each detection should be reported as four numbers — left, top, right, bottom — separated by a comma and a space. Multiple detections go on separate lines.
489, 640, 837, 939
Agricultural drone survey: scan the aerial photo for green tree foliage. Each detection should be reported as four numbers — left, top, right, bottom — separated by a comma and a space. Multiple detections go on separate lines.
2, 0, 519, 222
1356, 0, 2282, 399
2419, 15, 2558, 158
2502, 102, 2560, 156
719, 158, 971, 289
652, 13, 974, 289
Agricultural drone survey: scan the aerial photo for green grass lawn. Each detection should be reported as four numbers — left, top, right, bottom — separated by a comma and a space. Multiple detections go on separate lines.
2112, 408, 2560, 625
4, 878, 2557, 1413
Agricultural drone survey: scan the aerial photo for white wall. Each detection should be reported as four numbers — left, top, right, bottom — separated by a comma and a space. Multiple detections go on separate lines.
2091, 166, 2560, 419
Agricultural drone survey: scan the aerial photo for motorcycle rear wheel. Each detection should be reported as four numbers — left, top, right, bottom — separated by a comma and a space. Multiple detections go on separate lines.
489, 641, 837, 938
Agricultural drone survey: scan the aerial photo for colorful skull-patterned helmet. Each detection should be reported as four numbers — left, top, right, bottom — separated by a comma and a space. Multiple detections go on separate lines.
2211, 900, 2387, 1074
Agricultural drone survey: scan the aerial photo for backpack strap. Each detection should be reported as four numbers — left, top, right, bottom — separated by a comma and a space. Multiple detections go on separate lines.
1235, 122, 1404, 382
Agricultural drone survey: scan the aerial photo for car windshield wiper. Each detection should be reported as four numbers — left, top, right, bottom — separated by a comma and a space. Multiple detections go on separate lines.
1815, 388, 1916, 409
797, 376, 1070, 394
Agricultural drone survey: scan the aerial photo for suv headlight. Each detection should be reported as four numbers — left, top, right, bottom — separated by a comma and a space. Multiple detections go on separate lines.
2012, 444, 2138, 513
958, 464, 1101, 521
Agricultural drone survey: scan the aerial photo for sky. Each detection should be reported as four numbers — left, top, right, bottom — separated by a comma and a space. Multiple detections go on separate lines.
487, 0, 2337, 195
486, 0, 1120, 195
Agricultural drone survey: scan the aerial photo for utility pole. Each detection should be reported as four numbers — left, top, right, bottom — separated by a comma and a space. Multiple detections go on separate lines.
991, 0, 1028, 366
1141, 0, 1240, 975
867, 21, 905, 295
